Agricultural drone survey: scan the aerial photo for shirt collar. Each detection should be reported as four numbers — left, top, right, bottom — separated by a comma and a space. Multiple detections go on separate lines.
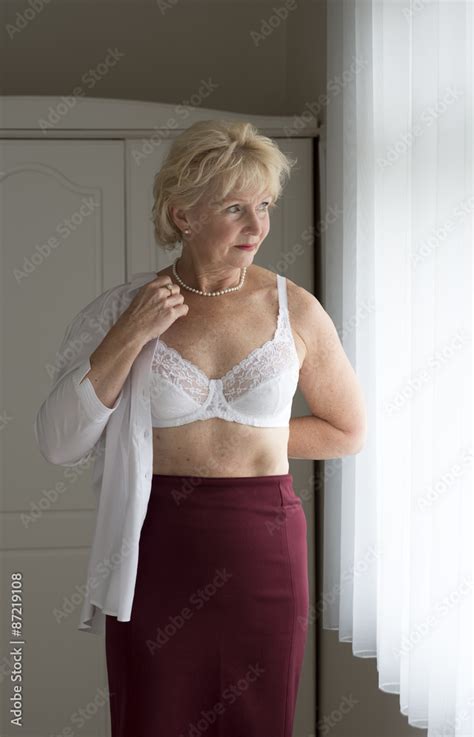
129, 271, 159, 288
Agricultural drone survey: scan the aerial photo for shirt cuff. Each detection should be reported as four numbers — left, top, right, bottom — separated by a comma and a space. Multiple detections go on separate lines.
71, 359, 123, 423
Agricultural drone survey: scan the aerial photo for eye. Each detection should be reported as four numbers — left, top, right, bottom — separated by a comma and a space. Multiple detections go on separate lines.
226, 201, 271, 214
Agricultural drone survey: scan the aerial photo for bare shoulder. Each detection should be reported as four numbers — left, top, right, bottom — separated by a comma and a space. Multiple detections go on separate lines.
283, 275, 332, 357
253, 268, 332, 365
256, 266, 323, 318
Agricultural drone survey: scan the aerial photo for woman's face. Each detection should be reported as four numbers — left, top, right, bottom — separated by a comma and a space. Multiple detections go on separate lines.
176, 190, 273, 264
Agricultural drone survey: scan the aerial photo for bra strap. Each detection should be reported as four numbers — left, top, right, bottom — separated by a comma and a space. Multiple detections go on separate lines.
277, 273, 289, 312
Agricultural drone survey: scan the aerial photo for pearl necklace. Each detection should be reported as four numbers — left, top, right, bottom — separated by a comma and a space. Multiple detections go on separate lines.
172, 257, 247, 296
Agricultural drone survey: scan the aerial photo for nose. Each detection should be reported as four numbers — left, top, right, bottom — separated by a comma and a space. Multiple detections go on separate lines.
242, 209, 264, 235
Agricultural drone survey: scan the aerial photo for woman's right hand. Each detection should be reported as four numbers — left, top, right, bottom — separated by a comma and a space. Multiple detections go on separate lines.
115, 274, 189, 346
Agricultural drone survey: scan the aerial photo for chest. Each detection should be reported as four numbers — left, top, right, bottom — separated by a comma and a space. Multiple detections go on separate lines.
160, 312, 288, 381
147, 276, 303, 430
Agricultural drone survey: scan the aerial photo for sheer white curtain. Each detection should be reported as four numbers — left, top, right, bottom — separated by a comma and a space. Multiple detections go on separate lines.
321, 1, 473, 735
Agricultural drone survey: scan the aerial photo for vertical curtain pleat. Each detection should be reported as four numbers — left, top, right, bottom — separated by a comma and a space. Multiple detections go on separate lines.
322, 1, 473, 735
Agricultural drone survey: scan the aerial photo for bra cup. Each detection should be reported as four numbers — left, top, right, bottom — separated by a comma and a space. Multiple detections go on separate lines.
150, 380, 202, 421
228, 369, 297, 417
149, 275, 301, 426
228, 380, 281, 416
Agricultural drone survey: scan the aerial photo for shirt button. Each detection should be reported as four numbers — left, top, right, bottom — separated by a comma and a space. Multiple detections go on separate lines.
144, 429, 149, 438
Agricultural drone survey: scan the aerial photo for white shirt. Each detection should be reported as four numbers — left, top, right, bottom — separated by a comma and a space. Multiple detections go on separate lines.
34, 271, 161, 636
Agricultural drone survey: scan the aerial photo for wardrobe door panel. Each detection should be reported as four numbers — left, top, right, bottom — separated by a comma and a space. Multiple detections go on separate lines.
0, 140, 125, 737
126, 137, 177, 275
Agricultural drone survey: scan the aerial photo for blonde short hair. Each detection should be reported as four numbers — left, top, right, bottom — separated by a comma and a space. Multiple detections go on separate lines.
150, 119, 298, 252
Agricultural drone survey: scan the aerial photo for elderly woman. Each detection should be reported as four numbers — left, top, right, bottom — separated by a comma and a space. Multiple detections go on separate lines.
35, 119, 366, 737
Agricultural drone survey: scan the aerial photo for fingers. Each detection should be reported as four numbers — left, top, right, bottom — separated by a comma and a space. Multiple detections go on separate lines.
150, 276, 180, 296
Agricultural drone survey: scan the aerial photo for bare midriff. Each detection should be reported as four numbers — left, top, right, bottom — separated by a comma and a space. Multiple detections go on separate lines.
152, 423, 293, 477
151, 265, 306, 478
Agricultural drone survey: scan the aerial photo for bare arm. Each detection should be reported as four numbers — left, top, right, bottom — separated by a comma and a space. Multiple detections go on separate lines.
34, 274, 186, 466
289, 282, 368, 459
79, 274, 188, 409
79, 320, 146, 409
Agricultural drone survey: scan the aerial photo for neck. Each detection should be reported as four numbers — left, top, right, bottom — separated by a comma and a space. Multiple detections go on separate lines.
174, 256, 244, 294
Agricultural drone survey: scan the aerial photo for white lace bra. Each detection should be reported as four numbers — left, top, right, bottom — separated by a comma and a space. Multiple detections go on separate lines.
149, 273, 300, 428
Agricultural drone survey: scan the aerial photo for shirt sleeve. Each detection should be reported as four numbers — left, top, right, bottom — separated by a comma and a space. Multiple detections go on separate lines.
33, 292, 125, 467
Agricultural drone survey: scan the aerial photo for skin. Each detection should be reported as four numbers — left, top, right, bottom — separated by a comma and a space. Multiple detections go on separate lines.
150, 188, 367, 476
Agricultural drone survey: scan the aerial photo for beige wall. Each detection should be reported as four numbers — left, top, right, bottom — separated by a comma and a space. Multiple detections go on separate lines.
0, 0, 326, 119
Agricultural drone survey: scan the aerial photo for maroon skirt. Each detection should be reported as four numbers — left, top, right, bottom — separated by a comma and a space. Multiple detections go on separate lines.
105, 472, 309, 737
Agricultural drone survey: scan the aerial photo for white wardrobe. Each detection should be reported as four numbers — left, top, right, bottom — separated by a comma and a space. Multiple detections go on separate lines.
0, 96, 321, 737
